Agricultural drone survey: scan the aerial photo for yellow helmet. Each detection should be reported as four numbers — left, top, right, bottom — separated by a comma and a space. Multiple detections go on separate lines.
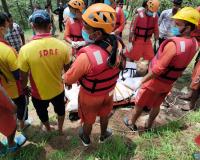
68, 0, 85, 12
172, 7, 200, 26
82, 3, 116, 34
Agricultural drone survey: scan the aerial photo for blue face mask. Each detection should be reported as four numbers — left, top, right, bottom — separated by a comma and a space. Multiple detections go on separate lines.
68, 12, 76, 18
146, 11, 154, 17
104, 0, 111, 5
82, 30, 95, 43
82, 9, 86, 14
171, 26, 181, 36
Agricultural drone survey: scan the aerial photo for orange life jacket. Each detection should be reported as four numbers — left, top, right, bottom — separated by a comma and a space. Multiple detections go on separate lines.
68, 18, 83, 41
134, 8, 158, 41
150, 37, 198, 84
77, 44, 121, 96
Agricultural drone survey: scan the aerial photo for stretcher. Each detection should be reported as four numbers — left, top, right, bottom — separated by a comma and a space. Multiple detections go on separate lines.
65, 62, 193, 131
65, 61, 142, 112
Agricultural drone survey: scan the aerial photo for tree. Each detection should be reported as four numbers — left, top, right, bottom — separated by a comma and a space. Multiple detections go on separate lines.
46, 0, 52, 6
1, 0, 9, 13
16, 0, 25, 28
29, 0, 33, 12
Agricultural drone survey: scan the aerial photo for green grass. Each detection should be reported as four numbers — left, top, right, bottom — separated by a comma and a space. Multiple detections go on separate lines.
48, 150, 69, 160
84, 135, 136, 160
186, 110, 200, 124
135, 116, 200, 160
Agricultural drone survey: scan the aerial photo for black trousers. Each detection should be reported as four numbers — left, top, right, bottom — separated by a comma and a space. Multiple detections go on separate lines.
32, 92, 65, 123
59, 20, 64, 32
12, 95, 28, 121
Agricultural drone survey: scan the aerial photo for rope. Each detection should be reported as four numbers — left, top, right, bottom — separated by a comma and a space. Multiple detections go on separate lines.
164, 94, 180, 106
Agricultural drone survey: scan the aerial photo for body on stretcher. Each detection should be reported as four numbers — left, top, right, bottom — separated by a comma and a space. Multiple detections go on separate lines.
65, 61, 144, 112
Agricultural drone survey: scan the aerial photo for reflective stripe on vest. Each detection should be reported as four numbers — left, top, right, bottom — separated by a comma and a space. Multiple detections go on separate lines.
151, 37, 198, 83
134, 10, 156, 41
78, 45, 120, 95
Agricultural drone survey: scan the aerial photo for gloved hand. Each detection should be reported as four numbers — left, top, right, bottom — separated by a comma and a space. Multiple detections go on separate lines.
127, 42, 133, 52
76, 41, 87, 47
71, 41, 79, 49
71, 41, 87, 49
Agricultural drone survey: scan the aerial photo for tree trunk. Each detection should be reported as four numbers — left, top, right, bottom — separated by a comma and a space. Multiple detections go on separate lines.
1, 0, 9, 13
29, 0, 34, 12
46, 0, 52, 6
16, 1, 25, 28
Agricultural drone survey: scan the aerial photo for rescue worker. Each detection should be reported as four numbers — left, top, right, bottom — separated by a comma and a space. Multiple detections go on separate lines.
123, 7, 200, 130
0, 12, 31, 131
104, 0, 125, 37
64, 0, 86, 56
180, 6, 200, 111
158, 0, 182, 45
18, 10, 72, 135
127, 0, 160, 61
64, 3, 126, 146
0, 86, 27, 155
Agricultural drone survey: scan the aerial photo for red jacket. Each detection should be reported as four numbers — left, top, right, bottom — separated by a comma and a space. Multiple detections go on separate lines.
64, 18, 83, 41
77, 44, 120, 96
132, 8, 158, 41
150, 37, 198, 84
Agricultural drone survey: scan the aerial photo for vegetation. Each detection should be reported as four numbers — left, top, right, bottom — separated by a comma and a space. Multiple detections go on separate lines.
0, 0, 200, 29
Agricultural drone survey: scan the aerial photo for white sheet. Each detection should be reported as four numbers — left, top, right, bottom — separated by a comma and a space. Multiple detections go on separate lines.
65, 62, 142, 111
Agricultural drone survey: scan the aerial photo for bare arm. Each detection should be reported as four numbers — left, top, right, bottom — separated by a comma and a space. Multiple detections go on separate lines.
140, 70, 156, 85
20, 70, 29, 90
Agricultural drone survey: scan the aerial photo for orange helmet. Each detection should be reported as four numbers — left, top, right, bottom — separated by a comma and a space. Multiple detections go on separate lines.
147, 0, 160, 12
82, 3, 116, 34
68, 0, 85, 12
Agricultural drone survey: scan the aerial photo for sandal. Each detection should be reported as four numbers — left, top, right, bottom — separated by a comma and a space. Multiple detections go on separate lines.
123, 117, 138, 131
19, 119, 32, 132
14, 134, 27, 147
1, 134, 27, 147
